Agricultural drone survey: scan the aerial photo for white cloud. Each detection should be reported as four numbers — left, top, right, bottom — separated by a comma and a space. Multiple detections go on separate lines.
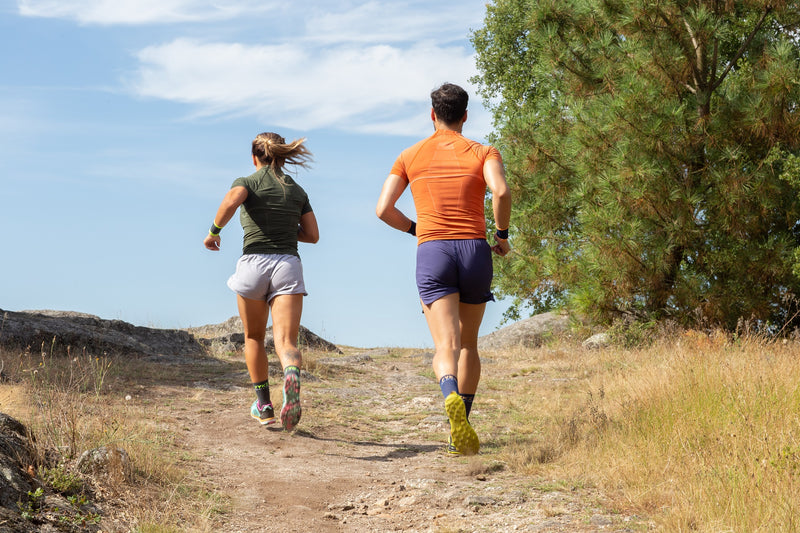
17, 0, 493, 136
130, 38, 485, 136
304, 1, 484, 45
17, 0, 278, 24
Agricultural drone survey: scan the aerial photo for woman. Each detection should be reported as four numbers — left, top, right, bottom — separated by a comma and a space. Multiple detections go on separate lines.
204, 132, 319, 431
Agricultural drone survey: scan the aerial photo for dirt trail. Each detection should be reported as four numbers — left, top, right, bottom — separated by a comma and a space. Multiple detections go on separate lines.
148, 349, 640, 532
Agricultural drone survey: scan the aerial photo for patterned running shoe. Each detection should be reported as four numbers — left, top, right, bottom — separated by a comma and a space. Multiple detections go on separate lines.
250, 400, 277, 425
280, 372, 302, 431
446, 435, 461, 455
444, 392, 479, 455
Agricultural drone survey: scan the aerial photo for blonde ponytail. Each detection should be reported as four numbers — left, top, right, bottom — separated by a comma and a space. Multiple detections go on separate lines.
252, 132, 313, 172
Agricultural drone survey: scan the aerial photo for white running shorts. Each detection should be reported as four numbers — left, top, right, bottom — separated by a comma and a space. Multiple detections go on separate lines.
227, 254, 307, 302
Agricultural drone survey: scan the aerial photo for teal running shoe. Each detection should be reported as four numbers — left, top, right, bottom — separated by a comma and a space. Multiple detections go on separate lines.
250, 400, 276, 425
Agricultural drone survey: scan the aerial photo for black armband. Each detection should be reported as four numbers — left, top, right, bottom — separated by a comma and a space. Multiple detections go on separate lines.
406, 221, 417, 236
209, 222, 223, 236
495, 228, 509, 240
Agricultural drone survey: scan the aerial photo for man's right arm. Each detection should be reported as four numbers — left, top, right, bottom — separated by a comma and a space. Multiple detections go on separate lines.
484, 158, 512, 256
376, 174, 415, 233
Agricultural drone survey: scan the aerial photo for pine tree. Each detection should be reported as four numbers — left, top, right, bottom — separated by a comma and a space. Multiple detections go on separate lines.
472, 0, 800, 329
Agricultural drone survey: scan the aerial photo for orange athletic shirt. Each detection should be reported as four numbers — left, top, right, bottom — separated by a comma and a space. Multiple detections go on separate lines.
390, 129, 502, 244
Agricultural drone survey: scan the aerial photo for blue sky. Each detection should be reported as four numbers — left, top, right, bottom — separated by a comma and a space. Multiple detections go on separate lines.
1, 0, 511, 348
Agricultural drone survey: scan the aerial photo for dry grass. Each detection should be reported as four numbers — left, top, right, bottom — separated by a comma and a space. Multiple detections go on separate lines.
0, 343, 375, 531
4, 329, 800, 531
0, 347, 223, 532
480, 330, 800, 532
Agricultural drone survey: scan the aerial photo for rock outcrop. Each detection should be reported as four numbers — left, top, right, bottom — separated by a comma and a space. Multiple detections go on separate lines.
0, 309, 341, 359
0, 414, 37, 532
187, 316, 342, 354
0, 309, 204, 358
478, 311, 571, 350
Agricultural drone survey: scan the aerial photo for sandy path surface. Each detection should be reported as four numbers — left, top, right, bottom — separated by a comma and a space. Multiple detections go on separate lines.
144, 350, 642, 532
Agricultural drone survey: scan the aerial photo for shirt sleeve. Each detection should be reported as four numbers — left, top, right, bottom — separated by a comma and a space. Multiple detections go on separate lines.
231, 176, 252, 192
389, 153, 409, 182
301, 196, 312, 215
485, 145, 502, 162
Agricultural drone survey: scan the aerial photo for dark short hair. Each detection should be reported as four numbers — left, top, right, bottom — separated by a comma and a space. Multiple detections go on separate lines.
431, 83, 468, 124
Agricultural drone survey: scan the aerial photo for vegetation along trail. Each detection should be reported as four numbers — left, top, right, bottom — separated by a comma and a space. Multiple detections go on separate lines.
11, 324, 800, 531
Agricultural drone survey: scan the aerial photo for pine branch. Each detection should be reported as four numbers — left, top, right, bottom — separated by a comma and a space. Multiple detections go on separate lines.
710, 7, 774, 92
656, 6, 705, 92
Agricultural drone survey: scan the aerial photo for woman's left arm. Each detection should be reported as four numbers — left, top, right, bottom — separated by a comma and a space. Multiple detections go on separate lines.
297, 211, 319, 244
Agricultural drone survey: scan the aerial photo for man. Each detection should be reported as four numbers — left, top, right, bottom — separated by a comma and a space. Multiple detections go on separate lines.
376, 83, 512, 455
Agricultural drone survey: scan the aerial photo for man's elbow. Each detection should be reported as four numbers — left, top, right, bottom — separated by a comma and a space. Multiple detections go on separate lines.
495, 186, 511, 203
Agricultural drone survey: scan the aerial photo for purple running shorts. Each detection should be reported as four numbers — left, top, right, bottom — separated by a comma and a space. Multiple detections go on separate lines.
415, 239, 494, 305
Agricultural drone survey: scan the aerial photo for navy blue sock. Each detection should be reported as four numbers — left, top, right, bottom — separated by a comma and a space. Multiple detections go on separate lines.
460, 393, 475, 420
439, 374, 459, 398
252, 379, 271, 407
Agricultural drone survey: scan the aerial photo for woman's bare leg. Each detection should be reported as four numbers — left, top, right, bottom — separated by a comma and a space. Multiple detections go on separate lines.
236, 294, 270, 383
269, 294, 303, 370
269, 293, 304, 430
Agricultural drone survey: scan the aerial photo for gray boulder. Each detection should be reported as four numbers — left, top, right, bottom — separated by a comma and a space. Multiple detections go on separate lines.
76, 447, 132, 482
0, 413, 35, 510
478, 312, 570, 351
582, 332, 611, 350
0, 413, 37, 532
188, 317, 341, 354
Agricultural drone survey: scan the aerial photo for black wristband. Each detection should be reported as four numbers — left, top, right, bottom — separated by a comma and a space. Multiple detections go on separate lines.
209, 222, 222, 236
406, 221, 417, 236
495, 228, 509, 240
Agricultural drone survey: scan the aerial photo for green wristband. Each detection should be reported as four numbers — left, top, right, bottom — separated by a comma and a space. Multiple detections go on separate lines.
209, 222, 222, 236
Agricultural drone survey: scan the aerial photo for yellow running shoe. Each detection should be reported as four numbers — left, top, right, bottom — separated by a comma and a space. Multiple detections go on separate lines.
444, 392, 479, 455
446, 435, 461, 455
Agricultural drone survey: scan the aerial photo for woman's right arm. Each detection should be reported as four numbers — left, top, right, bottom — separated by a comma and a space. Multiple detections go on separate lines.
203, 186, 248, 251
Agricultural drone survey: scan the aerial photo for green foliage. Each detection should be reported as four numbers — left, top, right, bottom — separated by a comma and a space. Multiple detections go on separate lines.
18, 487, 45, 521
59, 495, 101, 527
39, 463, 85, 496
607, 319, 658, 348
18, 472, 99, 526
473, 0, 800, 329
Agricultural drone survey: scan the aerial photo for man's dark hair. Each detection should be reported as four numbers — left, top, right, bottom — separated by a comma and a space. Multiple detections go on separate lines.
431, 83, 468, 125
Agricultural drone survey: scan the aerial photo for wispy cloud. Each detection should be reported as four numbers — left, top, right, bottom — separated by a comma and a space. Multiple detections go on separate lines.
130, 38, 481, 135
17, 0, 278, 25
17, 0, 491, 136
304, 2, 483, 45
